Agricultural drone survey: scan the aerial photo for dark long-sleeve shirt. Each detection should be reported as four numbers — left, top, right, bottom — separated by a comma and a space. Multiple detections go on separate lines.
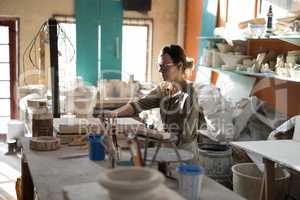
130, 82, 200, 145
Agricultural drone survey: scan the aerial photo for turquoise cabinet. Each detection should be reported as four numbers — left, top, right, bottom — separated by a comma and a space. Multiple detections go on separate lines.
198, 0, 218, 64
76, 0, 123, 85
99, 0, 123, 80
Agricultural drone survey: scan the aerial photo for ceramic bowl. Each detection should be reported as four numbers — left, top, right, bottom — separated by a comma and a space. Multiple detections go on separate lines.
216, 43, 232, 53
99, 167, 165, 200
218, 53, 252, 68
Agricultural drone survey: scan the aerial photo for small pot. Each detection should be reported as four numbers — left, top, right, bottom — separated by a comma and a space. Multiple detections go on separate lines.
99, 167, 165, 200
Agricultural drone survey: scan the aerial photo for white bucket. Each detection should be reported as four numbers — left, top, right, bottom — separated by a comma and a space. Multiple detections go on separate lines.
232, 163, 290, 200
7, 120, 25, 140
177, 164, 204, 200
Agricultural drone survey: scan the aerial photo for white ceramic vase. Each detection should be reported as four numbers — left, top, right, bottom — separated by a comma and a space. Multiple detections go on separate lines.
99, 167, 165, 200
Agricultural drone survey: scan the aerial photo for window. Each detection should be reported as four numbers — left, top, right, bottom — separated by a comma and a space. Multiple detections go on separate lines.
226, 0, 257, 27
122, 19, 152, 83
0, 19, 17, 134
57, 21, 77, 88
259, 0, 293, 20
56, 18, 153, 84
218, 0, 297, 27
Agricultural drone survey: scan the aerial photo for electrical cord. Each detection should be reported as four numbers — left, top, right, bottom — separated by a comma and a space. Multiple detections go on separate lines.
57, 24, 75, 63
22, 21, 47, 84
28, 22, 47, 68
21, 21, 75, 86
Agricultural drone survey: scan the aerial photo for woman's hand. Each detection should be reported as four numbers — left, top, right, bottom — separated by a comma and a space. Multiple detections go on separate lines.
100, 104, 135, 118
159, 81, 180, 96
100, 110, 118, 118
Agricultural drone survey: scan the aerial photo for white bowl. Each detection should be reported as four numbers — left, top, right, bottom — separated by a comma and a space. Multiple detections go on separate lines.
216, 43, 232, 53
222, 64, 236, 71
99, 167, 164, 200
218, 53, 251, 67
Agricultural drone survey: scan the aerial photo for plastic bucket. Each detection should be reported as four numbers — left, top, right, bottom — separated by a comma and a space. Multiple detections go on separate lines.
198, 144, 232, 187
177, 164, 204, 200
88, 134, 105, 161
232, 163, 290, 200
7, 120, 25, 140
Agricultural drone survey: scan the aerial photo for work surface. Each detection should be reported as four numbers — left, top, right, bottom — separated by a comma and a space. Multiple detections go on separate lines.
63, 176, 245, 200
231, 140, 300, 172
21, 137, 245, 200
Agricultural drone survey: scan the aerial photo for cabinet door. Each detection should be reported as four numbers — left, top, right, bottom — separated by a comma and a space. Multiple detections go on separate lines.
76, 0, 100, 85
99, 0, 123, 80
76, 0, 123, 85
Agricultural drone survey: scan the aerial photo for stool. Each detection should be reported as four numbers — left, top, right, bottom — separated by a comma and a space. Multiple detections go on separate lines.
147, 136, 182, 165
141, 146, 194, 177
139, 134, 194, 166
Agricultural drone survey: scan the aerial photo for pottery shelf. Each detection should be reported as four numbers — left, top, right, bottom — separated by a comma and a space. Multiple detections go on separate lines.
198, 35, 300, 46
200, 65, 300, 83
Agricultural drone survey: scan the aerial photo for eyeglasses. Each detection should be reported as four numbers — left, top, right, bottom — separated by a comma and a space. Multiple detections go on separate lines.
157, 63, 176, 71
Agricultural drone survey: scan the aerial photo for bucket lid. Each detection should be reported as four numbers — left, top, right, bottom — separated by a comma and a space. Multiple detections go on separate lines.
177, 164, 203, 176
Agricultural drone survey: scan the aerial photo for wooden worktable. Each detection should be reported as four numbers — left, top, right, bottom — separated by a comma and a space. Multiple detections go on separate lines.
63, 175, 245, 200
21, 137, 109, 200
21, 137, 245, 200
231, 140, 300, 172
231, 140, 300, 200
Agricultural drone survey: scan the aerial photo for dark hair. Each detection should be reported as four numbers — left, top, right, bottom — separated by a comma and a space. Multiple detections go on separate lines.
161, 45, 193, 70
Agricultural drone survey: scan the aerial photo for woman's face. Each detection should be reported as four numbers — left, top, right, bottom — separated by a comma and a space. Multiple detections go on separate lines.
158, 53, 182, 81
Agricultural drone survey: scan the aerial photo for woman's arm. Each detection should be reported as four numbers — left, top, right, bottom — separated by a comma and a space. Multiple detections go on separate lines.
104, 86, 162, 118
112, 103, 136, 117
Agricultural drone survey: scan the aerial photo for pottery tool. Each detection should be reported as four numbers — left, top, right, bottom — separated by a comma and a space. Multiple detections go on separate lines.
30, 136, 60, 151
59, 153, 89, 159
127, 133, 144, 167
110, 118, 120, 160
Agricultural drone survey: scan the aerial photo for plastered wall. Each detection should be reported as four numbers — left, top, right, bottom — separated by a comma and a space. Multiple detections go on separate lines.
0, 0, 178, 86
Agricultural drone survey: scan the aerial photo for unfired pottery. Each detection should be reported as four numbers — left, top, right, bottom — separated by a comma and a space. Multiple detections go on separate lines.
99, 167, 165, 200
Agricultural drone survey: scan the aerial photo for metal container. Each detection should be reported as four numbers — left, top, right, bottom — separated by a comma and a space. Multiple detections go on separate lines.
198, 143, 232, 187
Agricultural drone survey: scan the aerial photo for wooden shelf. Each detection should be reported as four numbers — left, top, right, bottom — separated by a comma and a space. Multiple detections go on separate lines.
200, 65, 300, 83
198, 35, 300, 46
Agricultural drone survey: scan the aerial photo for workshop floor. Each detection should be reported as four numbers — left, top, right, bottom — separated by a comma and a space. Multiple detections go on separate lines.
0, 142, 20, 200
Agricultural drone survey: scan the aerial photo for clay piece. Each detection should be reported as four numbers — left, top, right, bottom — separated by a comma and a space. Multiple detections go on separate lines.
30, 136, 60, 151
99, 167, 182, 200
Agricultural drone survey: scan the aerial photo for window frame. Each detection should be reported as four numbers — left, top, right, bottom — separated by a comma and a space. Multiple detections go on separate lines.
55, 16, 77, 86
123, 18, 153, 82
53, 16, 154, 82
217, 0, 261, 27
0, 18, 18, 120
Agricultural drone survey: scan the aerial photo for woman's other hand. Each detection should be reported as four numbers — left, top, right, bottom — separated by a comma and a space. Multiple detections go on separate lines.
159, 81, 180, 96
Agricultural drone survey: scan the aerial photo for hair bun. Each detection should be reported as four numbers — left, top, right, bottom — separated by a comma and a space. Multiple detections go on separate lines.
185, 57, 194, 69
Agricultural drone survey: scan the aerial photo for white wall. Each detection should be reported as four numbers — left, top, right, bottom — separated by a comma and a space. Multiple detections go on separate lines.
0, 0, 178, 85
124, 0, 179, 83
0, 0, 74, 85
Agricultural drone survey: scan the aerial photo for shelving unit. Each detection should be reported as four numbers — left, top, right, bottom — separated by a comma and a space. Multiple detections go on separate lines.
198, 34, 300, 83
199, 65, 300, 83
198, 35, 300, 46
270, 35, 300, 46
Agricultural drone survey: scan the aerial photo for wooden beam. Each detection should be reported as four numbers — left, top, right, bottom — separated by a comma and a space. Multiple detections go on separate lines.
263, 158, 275, 200
21, 155, 34, 200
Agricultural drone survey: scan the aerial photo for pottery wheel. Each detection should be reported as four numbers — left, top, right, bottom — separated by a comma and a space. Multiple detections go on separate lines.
142, 147, 193, 163
30, 136, 60, 151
